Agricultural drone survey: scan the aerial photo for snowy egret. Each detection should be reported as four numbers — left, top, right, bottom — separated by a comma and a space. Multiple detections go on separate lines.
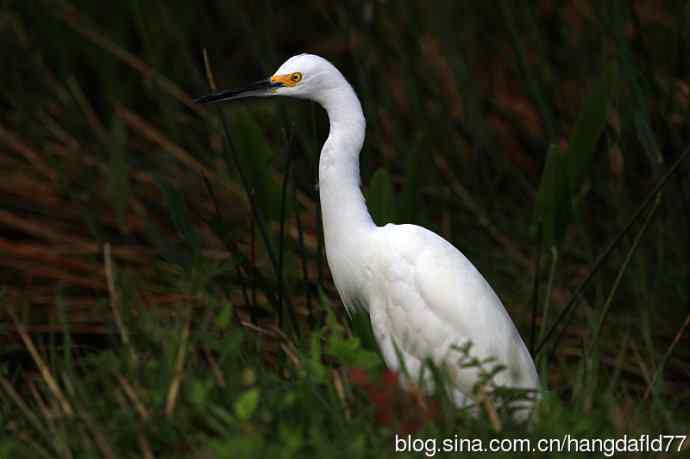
196, 54, 540, 419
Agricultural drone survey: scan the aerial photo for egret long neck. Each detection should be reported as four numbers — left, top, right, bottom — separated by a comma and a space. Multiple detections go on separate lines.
317, 85, 375, 246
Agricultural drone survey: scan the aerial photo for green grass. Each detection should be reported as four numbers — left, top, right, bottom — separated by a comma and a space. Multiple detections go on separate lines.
1, 1, 689, 457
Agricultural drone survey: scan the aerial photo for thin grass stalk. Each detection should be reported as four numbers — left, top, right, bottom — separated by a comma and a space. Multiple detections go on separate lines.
201, 172, 256, 323
500, 1, 555, 140
104, 243, 135, 364
27, 380, 56, 438
137, 432, 155, 459
589, 195, 663, 353
294, 184, 313, 326
58, 372, 116, 459
528, 225, 543, 353
201, 57, 284, 319
56, 1, 202, 115
25, 442, 55, 459
644, 313, 690, 400
73, 400, 116, 459
165, 316, 191, 417
8, 308, 73, 417
536, 146, 690, 356
217, 113, 283, 299
0, 376, 54, 450
278, 125, 299, 336
251, 218, 258, 313
56, 297, 73, 374
114, 371, 149, 420
537, 247, 558, 347
606, 332, 631, 394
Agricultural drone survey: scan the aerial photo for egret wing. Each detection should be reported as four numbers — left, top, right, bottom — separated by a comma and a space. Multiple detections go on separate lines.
374, 224, 538, 390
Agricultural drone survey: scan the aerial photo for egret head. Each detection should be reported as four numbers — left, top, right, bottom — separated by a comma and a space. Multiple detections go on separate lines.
195, 54, 343, 105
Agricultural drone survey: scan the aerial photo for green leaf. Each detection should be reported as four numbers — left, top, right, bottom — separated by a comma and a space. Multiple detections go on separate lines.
534, 144, 570, 248
231, 109, 292, 219
190, 379, 212, 406
155, 176, 199, 253
106, 119, 130, 229
277, 424, 303, 459
328, 334, 380, 369
634, 111, 663, 172
216, 302, 233, 329
234, 388, 260, 421
365, 167, 396, 225
347, 307, 380, 355
306, 331, 326, 382
565, 62, 618, 192
534, 63, 618, 249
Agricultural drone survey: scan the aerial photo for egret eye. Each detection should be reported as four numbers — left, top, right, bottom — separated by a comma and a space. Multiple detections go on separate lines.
290, 72, 302, 83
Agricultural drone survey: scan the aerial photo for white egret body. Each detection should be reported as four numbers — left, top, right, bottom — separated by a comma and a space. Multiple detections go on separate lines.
196, 54, 540, 418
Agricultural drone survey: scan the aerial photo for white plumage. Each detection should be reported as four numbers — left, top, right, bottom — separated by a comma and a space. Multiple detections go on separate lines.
196, 53, 540, 419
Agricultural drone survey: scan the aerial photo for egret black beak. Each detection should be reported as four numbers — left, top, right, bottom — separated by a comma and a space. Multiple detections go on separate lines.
194, 78, 282, 104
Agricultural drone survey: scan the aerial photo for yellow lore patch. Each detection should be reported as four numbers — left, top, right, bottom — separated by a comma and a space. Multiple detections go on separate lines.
271, 72, 303, 88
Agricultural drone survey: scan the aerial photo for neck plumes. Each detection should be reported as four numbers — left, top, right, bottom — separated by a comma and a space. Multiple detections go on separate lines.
316, 81, 375, 312
317, 83, 375, 246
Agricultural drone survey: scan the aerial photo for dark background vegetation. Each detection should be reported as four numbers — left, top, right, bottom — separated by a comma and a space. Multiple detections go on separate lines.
1, 1, 689, 457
